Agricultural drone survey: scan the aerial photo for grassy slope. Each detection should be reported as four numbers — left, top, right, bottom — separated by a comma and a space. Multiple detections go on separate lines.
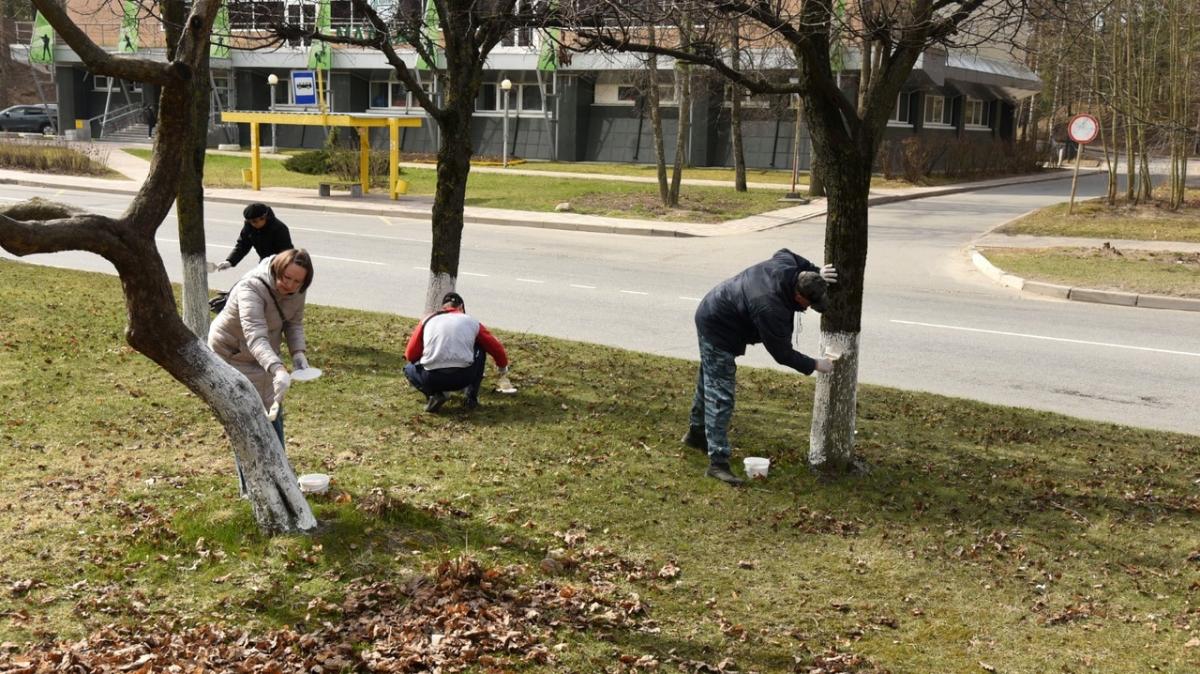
997, 192, 1200, 242
983, 247, 1200, 297
0, 260, 1197, 672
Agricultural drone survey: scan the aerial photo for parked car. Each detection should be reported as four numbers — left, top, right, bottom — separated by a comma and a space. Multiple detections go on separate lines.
0, 104, 58, 133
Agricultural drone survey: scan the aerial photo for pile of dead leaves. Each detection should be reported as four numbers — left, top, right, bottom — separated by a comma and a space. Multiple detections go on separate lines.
0, 555, 651, 673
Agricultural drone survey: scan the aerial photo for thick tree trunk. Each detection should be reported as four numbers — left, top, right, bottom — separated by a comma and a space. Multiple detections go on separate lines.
176, 61, 212, 337
114, 243, 315, 533
425, 108, 472, 313
7, 0, 316, 535
808, 154, 869, 472
163, 0, 210, 338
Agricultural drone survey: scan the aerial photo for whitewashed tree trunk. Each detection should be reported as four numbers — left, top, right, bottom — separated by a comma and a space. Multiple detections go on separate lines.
180, 341, 316, 533
808, 331, 859, 471
180, 253, 209, 337
424, 270, 456, 315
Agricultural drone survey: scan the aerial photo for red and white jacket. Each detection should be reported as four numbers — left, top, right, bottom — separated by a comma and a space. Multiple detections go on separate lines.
405, 307, 508, 370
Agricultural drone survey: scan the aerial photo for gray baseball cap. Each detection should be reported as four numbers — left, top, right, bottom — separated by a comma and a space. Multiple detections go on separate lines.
794, 271, 829, 313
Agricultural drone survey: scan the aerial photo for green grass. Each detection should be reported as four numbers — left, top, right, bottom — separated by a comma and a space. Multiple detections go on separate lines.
1, 259, 1198, 672
997, 191, 1200, 242
128, 149, 795, 223
981, 247, 1200, 297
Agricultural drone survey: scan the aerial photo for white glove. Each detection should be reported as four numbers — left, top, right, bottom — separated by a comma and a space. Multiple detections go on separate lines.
820, 264, 838, 284
215, 260, 232, 272
498, 365, 510, 376
292, 351, 309, 370
814, 358, 834, 374
271, 365, 291, 405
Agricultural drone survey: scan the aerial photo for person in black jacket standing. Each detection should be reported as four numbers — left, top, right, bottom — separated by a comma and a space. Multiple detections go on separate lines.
686, 249, 838, 485
213, 203, 294, 271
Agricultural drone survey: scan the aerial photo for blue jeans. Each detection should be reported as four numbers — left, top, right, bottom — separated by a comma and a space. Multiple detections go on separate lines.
689, 336, 737, 462
403, 347, 487, 403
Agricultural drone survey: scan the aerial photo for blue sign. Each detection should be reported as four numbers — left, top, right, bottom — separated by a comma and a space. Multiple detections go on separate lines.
292, 70, 316, 106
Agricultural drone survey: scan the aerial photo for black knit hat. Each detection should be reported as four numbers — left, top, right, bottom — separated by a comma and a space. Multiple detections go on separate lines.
243, 203, 270, 220
794, 271, 828, 313
442, 292, 465, 309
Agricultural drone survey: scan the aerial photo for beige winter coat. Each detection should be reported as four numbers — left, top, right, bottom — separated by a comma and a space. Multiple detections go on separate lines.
207, 256, 307, 407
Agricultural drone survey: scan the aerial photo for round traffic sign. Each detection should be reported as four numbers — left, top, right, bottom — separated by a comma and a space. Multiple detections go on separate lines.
1067, 114, 1100, 145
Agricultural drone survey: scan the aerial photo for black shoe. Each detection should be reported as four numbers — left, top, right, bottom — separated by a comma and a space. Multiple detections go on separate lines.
681, 427, 707, 452
705, 461, 744, 486
424, 392, 448, 413
464, 396, 479, 410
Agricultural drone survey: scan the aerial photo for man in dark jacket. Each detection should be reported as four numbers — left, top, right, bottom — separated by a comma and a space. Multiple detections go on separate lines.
214, 203, 294, 271
686, 249, 838, 485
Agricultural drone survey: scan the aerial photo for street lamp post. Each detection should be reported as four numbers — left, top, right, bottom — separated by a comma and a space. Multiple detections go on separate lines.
267, 73, 279, 153
500, 78, 512, 168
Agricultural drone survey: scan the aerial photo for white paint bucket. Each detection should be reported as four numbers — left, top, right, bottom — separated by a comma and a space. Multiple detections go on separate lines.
743, 457, 770, 479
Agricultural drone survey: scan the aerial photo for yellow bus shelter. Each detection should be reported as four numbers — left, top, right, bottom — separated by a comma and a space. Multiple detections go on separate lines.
220, 111, 423, 200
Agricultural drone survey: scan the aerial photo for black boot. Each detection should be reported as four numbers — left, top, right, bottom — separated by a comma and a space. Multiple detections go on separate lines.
705, 460, 744, 486
681, 426, 707, 452
424, 391, 448, 413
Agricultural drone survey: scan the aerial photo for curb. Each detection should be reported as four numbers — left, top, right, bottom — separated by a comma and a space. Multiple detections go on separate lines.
968, 245, 1200, 313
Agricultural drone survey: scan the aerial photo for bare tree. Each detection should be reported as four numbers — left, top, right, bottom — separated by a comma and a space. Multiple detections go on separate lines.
270, 0, 552, 313
564, 0, 1045, 473
0, 0, 316, 535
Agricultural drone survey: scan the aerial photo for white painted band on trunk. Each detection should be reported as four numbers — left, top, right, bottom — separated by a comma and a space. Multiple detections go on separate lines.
425, 272, 458, 315
809, 331, 859, 469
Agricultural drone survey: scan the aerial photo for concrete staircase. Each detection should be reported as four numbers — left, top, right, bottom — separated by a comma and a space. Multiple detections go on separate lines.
99, 123, 154, 144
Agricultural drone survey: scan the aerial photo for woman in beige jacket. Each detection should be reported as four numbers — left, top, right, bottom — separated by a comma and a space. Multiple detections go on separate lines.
207, 250, 314, 490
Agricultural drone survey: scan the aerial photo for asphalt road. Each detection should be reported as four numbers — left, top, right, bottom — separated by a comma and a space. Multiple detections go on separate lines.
3, 174, 1198, 436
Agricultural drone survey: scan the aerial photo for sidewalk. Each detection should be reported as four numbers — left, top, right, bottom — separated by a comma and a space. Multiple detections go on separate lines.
1, 143, 1090, 238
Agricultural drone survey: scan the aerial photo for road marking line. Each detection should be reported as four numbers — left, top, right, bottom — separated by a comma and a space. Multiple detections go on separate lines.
570, 284, 596, 289
312, 254, 385, 266
413, 266, 428, 271
679, 296, 702, 302
517, 278, 545, 284
620, 290, 649, 295
891, 319, 1200, 358
462, 272, 488, 277
157, 238, 383, 266
289, 225, 429, 243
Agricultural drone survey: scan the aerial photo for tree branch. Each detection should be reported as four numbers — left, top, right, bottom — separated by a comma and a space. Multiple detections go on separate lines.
0, 209, 126, 259
32, 0, 184, 85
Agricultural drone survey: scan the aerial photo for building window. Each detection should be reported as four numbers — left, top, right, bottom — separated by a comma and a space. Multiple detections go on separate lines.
889, 91, 912, 124
923, 94, 951, 126
212, 70, 236, 110
964, 98, 990, 128
93, 76, 142, 93
480, 81, 544, 112
370, 80, 411, 109
595, 81, 676, 106
229, 0, 284, 31
271, 78, 290, 106
500, 0, 533, 47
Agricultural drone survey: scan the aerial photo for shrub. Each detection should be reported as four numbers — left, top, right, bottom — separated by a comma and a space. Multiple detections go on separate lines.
0, 140, 111, 175
327, 148, 395, 187
282, 150, 332, 175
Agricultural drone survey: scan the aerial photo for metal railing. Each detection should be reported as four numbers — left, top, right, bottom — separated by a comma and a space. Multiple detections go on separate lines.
87, 103, 144, 138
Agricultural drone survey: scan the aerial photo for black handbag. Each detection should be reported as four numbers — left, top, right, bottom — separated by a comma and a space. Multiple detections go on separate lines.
208, 290, 230, 314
